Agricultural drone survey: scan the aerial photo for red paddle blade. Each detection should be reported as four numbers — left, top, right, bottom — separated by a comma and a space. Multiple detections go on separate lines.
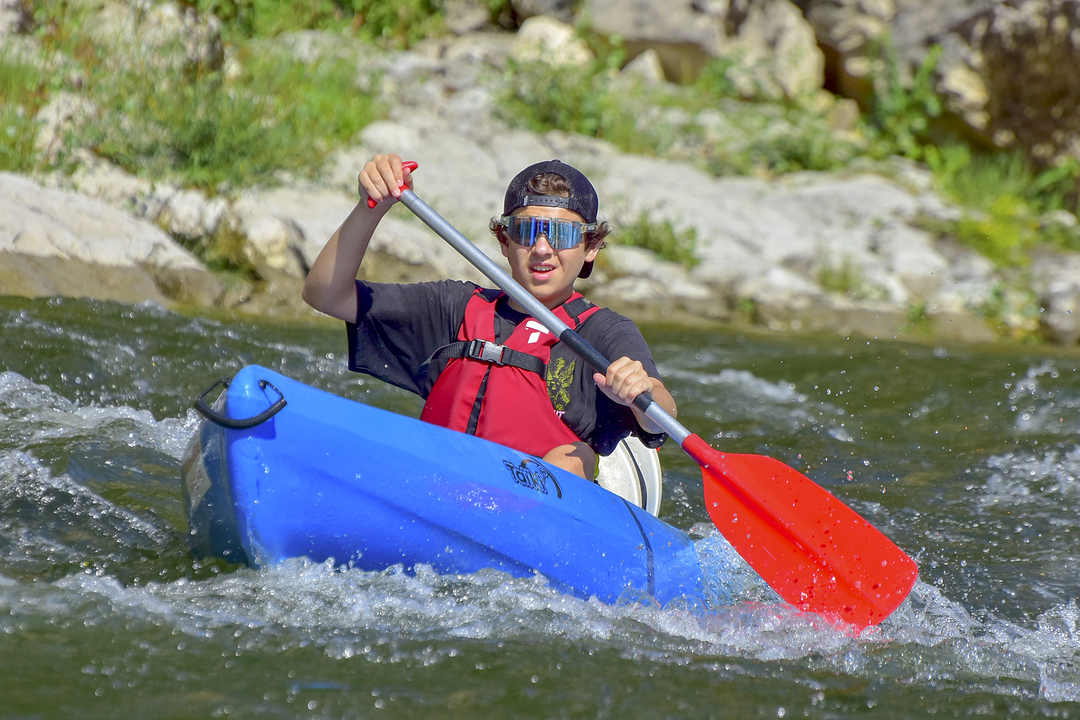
683, 435, 918, 630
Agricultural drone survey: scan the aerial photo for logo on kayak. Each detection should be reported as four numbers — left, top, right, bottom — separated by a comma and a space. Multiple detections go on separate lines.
503, 459, 562, 499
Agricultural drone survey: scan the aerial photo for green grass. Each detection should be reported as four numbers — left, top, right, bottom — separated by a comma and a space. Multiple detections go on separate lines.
919, 144, 1080, 267
496, 55, 660, 156
818, 259, 861, 295
615, 213, 699, 267
497, 53, 860, 176
860, 36, 1080, 270
191, 0, 451, 46
699, 100, 859, 176
14, 1, 385, 191
861, 39, 943, 162
190, 0, 349, 40
77, 40, 382, 191
0, 47, 49, 172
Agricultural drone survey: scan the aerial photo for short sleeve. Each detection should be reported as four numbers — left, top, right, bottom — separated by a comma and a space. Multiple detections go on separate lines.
346, 280, 477, 396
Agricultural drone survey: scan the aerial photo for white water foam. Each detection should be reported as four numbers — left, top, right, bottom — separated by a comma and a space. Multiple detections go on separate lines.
0, 370, 200, 460
663, 367, 849, 440
1009, 361, 1080, 435
980, 447, 1080, 508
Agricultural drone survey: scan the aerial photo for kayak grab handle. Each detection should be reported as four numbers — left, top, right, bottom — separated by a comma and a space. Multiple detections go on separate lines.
194, 377, 287, 429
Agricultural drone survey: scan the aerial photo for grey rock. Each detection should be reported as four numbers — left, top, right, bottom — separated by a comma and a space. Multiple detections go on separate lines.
0, 173, 221, 306
34, 92, 95, 164
84, 0, 224, 72
511, 16, 593, 66
445, 0, 492, 34
587, 0, 824, 97
160, 189, 228, 241
806, 0, 1080, 165
1033, 250, 1080, 345
512, 0, 577, 23
0, 0, 32, 36
621, 49, 668, 85
225, 183, 487, 289
10, 10, 1080, 346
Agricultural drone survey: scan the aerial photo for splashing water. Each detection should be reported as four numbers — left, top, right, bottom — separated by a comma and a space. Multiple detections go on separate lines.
2, 297, 1080, 717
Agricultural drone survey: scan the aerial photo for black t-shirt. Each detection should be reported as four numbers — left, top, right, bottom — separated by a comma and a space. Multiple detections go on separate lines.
346, 279, 666, 455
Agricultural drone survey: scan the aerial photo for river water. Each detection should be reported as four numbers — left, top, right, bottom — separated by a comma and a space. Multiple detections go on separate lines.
2, 295, 1080, 718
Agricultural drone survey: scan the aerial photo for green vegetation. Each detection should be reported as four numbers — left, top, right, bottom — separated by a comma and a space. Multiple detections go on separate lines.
81, 46, 381, 191
11, 1, 383, 190
977, 281, 1043, 342
924, 145, 1080, 266
861, 40, 943, 162
858, 36, 1079, 278
902, 301, 933, 338
5, 0, 1079, 343
0, 46, 51, 173
192, 0, 447, 47
615, 213, 699, 268
499, 27, 1078, 295
817, 258, 861, 296
497, 47, 861, 176
190, 0, 350, 40
495, 34, 659, 155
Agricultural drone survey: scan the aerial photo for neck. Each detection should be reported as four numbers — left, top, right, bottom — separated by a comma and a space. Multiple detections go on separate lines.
508, 288, 574, 313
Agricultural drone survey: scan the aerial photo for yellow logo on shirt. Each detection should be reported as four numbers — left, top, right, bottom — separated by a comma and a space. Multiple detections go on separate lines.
546, 357, 575, 413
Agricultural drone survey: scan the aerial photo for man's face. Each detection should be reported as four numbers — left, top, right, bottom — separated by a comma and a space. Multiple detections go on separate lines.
500, 206, 599, 310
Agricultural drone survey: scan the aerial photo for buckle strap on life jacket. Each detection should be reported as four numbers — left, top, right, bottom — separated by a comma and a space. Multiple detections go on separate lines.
425, 338, 547, 377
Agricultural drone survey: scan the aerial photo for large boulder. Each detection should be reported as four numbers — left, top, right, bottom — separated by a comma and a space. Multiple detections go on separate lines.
511, 16, 594, 66
512, 0, 577, 23
1032, 249, 1080, 345
0, 173, 222, 307
804, 0, 1080, 165
82, 0, 224, 72
587, 0, 824, 98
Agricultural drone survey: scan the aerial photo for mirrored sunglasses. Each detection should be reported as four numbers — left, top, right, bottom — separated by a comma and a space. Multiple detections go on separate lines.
500, 216, 596, 250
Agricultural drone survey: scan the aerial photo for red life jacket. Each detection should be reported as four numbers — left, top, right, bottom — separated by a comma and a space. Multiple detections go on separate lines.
420, 289, 600, 457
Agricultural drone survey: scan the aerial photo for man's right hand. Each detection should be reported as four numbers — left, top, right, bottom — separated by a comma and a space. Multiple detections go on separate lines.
359, 153, 413, 209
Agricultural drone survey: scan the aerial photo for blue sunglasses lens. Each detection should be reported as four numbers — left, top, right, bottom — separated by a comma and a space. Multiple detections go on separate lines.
507, 217, 585, 249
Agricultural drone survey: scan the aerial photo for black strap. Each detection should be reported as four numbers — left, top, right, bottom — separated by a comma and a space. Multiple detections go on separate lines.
562, 295, 596, 325
418, 290, 594, 381
425, 338, 546, 377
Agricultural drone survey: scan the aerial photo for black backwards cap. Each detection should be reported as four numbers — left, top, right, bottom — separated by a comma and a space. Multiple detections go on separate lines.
503, 159, 598, 223
502, 159, 600, 278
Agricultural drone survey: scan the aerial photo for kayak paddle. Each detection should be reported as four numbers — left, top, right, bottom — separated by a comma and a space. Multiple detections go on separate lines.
383, 163, 918, 629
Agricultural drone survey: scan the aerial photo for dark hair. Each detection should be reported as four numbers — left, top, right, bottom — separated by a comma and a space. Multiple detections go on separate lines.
490, 172, 610, 254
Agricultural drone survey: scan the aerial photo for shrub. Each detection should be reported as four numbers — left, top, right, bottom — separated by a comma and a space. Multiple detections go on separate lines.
499, 53, 858, 176
862, 37, 1080, 267
191, 0, 448, 46
190, 0, 347, 39
0, 48, 48, 172
80, 44, 382, 191
923, 144, 1080, 265
497, 56, 658, 156
346, 0, 445, 47
862, 38, 943, 162
615, 213, 699, 267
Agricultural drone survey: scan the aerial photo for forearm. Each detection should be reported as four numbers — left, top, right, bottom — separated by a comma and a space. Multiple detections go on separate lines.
302, 201, 388, 322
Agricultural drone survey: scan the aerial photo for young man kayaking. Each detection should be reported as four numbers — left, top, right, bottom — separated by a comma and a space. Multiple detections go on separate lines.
302, 153, 677, 480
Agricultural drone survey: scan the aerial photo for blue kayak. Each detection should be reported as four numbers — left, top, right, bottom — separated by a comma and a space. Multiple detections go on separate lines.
182, 365, 706, 606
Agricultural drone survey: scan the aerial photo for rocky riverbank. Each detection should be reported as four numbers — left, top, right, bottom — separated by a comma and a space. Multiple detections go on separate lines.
3, 0, 1079, 346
